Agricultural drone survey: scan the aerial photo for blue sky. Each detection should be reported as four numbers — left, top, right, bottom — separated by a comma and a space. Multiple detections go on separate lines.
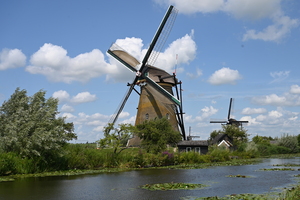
1, 0, 300, 142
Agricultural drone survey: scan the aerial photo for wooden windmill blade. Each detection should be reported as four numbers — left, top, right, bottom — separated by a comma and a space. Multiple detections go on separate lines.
227, 98, 233, 120
144, 74, 180, 106
106, 5, 178, 128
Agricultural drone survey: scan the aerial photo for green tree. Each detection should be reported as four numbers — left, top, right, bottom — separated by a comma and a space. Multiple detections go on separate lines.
277, 133, 299, 153
0, 88, 76, 160
210, 125, 248, 148
209, 130, 221, 141
135, 117, 182, 154
99, 123, 134, 154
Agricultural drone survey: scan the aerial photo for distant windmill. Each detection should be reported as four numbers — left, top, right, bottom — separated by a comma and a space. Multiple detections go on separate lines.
210, 98, 248, 129
106, 5, 186, 140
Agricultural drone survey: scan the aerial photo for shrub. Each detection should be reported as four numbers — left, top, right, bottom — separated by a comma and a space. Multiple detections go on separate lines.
208, 146, 230, 162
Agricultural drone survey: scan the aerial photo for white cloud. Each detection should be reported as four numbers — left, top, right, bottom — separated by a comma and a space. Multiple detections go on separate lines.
52, 90, 70, 102
26, 43, 113, 83
156, 30, 197, 73
241, 107, 267, 115
0, 48, 26, 70
154, 0, 224, 14
252, 94, 286, 106
208, 67, 242, 85
290, 85, 300, 94
118, 111, 130, 119
240, 116, 261, 126
71, 92, 96, 104
27, 34, 196, 83
223, 0, 281, 20
243, 14, 299, 42
252, 93, 300, 107
61, 104, 75, 113
155, 0, 298, 42
270, 71, 290, 83
61, 113, 77, 120
52, 90, 96, 104
189, 106, 218, 122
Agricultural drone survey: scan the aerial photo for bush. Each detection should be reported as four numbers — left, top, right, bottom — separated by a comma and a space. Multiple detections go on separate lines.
208, 146, 230, 162
0, 152, 34, 175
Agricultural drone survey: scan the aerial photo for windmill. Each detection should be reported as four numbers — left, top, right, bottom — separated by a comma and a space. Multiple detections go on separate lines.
210, 98, 248, 129
106, 5, 186, 140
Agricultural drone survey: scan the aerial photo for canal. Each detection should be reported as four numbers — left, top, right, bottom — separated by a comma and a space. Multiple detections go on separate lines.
1, 158, 300, 200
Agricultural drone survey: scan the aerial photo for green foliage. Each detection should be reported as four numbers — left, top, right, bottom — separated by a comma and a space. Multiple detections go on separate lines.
208, 145, 230, 162
141, 182, 207, 190
277, 133, 299, 153
252, 135, 274, 145
220, 125, 248, 145
0, 88, 76, 162
135, 117, 182, 153
99, 123, 134, 154
209, 130, 221, 141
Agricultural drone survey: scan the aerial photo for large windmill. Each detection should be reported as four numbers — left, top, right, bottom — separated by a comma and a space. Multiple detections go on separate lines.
106, 5, 186, 140
210, 98, 248, 129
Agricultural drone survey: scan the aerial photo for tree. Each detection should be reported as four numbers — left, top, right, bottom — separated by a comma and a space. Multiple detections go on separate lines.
135, 117, 182, 153
210, 125, 248, 148
209, 130, 221, 141
0, 88, 77, 159
277, 133, 299, 153
99, 123, 134, 154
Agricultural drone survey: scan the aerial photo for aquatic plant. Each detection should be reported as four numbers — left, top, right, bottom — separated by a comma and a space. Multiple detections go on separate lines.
260, 168, 297, 171
141, 182, 207, 191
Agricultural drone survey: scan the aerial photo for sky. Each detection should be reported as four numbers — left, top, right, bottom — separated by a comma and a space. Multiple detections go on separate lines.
1, 0, 300, 143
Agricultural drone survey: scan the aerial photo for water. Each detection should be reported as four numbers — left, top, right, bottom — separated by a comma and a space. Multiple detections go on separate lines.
1, 158, 300, 200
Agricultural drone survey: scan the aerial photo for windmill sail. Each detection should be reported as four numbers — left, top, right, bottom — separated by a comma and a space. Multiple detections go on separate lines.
210, 98, 249, 128
108, 43, 139, 72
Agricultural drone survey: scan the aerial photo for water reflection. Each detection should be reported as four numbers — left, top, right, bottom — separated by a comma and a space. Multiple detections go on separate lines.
1, 158, 300, 200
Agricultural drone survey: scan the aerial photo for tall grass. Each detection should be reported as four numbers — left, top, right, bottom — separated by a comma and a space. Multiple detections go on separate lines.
1, 142, 297, 176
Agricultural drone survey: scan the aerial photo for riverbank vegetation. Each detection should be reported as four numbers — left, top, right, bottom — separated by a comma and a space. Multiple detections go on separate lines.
1, 88, 300, 176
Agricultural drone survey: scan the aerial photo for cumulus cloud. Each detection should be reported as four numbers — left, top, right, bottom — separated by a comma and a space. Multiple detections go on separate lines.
0, 48, 26, 70
156, 30, 197, 73
181, 106, 218, 124
61, 104, 75, 113
155, 0, 298, 42
154, 0, 224, 14
52, 90, 70, 102
71, 92, 96, 104
290, 85, 300, 94
27, 32, 196, 83
241, 107, 267, 115
52, 90, 96, 104
252, 92, 300, 107
223, 0, 281, 20
26, 43, 113, 83
208, 67, 242, 85
243, 14, 299, 42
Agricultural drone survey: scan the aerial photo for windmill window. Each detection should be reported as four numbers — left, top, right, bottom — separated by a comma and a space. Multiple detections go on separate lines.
145, 113, 149, 120
166, 113, 170, 119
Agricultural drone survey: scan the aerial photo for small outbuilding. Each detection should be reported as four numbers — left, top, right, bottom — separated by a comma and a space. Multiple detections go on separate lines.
177, 140, 209, 154
210, 134, 234, 150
